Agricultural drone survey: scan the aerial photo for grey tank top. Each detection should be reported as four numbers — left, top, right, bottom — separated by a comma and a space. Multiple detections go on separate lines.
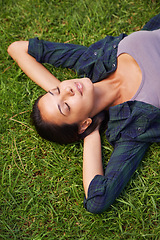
117, 29, 160, 109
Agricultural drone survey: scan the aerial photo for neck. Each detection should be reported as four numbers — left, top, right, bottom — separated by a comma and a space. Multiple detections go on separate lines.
90, 73, 121, 117
89, 53, 143, 118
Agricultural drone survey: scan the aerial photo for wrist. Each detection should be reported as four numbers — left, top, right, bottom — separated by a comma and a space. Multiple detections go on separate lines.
84, 128, 99, 141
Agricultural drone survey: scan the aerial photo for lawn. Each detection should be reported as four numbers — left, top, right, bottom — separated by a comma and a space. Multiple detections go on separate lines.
0, 0, 160, 239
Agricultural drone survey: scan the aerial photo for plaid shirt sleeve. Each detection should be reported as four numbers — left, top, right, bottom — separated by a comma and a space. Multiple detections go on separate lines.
28, 34, 126, 82
28, 37, 88, 70
84, 141, 150, 214
142, 13, 160, 31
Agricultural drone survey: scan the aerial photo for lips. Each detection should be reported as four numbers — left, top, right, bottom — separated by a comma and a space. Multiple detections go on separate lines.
75, 82, 83, 95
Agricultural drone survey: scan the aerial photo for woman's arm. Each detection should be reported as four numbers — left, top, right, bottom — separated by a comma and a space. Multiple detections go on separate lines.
83, 129, 104, 198
7, 41, 60, 91
84, 141, 150, 214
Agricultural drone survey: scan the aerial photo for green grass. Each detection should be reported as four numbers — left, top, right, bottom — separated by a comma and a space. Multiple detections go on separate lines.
0, 0, 160, 239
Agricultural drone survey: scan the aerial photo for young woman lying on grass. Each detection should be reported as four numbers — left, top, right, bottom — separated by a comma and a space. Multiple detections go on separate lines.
8, 14, 160, 214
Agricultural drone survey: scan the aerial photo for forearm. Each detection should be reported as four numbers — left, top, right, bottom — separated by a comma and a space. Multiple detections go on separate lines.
7, 41, 60, 91
84, 141, 150, 214
83, 130, 104, 198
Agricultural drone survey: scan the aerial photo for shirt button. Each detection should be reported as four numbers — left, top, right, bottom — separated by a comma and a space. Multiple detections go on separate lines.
94, 52, 97, 56
138, 127, 141, 131
112, 63, 116, 67
113, 44, 116, 49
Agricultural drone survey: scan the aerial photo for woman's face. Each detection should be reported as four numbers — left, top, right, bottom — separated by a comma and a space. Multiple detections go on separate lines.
38, 78, 95, 126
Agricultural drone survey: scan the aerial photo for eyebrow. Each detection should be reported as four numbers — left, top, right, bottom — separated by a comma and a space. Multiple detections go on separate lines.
48, 90, 66, 116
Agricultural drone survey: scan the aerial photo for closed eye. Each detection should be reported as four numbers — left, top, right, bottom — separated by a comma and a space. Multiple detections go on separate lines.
58, 102, 70, 116
57, 87, 70, 112
48, 87, 60, 95
65, 102, 70, 111
50, 87, 70, 115
57, 87, 60, 94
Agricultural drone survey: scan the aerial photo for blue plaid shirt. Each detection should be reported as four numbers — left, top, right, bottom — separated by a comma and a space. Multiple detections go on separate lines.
28, 14, 160, 213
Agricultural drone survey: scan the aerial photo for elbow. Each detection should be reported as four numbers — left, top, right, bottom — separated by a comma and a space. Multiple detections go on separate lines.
84, 194, 112, 214
7, 41, 29, 60
7, 41, 18, 57
83, 176, 115, 214
7, 42, 12, 56
84, 198, 109, 214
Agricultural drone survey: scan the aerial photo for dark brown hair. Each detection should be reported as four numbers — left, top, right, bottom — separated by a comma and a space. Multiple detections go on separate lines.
31, 96, 108, 144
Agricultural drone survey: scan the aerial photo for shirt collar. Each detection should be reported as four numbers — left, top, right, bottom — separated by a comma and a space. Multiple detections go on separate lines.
108, 101, 160, 121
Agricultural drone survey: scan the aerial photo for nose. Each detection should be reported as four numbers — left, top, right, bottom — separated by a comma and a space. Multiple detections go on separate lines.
63, 86, 74, 97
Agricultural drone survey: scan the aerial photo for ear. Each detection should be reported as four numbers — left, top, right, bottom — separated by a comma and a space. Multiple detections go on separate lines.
78, 118, 92, 134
